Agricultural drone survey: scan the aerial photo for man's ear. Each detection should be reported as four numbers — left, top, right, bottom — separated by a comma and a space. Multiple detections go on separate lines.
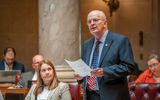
104, 20, 107, 24
32, 64, 34, 68
3, 54, 5, 58
103, 20, 107, 27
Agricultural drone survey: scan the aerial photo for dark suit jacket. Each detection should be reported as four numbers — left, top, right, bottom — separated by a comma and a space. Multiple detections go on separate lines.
0, 60, 25, 73
17, 71, 35, 88
79, 30, 135, 100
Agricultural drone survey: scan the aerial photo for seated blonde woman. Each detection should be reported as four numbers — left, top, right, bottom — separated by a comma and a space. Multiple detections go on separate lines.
25, 60, 71, 100
135, 51, 160, 83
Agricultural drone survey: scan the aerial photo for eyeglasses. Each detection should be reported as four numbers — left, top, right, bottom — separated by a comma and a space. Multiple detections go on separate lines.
87, 18, 104, 24
148, 63, 159, 68
33, 62, 40, 65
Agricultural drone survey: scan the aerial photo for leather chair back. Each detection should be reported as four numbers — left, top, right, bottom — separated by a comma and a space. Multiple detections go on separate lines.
127, 75, 137, 83
15, 74, 21, 85
129, 83, 160, 100
24, 67, 29, 72
63, 81, 81, 100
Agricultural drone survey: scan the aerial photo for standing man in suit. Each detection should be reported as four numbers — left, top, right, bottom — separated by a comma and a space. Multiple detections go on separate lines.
74, 10, 135, 100
17, 55, 44, 88
0, 47, 25, 73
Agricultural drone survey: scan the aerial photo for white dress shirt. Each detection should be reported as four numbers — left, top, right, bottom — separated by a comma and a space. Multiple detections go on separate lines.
32, 72, 37, 80
153, 75, 160, 83
37, 86, 51, 100
4, 61, 13, 71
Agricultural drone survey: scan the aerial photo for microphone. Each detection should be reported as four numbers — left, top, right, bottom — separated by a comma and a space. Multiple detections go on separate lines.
35, 84, 46, 100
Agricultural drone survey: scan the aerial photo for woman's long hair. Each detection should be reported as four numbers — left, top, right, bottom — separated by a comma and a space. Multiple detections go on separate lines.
33, 60, 59, 95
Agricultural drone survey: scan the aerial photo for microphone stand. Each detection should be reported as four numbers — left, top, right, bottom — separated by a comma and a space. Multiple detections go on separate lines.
83, 75, 88, 100
35, 84, 46, 100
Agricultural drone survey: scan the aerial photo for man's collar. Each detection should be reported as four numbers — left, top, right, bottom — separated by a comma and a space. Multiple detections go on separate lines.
94, 29, 108, 44
4, 61, 13, 70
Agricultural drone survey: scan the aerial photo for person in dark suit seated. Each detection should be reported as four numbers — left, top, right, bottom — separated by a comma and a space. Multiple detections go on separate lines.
17, 55, 44, 88
135, 51, 160, 83
74, 10, 135, 100
0, 47, 25, 73
25, 60, 71, 100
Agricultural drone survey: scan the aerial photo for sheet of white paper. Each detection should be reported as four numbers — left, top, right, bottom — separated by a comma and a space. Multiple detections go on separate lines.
65, 59, 91, 76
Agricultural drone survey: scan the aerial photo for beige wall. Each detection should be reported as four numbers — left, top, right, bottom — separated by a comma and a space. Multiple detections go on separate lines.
0, 0, 38, 71
81, 0, 160, 71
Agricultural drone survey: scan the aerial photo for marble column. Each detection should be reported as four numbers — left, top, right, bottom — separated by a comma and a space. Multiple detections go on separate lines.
38, 0, 80, 81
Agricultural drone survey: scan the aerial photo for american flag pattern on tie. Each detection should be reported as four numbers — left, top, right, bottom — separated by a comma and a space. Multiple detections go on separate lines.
87, 41, 101, 90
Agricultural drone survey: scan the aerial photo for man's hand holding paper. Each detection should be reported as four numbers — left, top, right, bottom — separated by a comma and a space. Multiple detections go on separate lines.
91, 68, 104, 77
74, 73, 84, 80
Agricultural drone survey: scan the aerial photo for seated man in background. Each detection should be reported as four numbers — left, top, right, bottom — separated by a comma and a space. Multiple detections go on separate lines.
17, 55, 44, 88
135, 51, 160, 83
0, 47, 25, 73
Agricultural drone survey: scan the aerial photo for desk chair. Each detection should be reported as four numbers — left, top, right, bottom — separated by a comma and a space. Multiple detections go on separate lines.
15, 74, 21, 85
24, 67, 29, 72
127, 75, 138, 83
63, 81, 81, 100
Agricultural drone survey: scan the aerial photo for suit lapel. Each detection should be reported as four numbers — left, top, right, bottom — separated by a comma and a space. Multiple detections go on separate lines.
12, 61, 16, 70
98, 30, 113, 67
85, 37, 94, 66
1, 60, 5, 70
47, 86, 57, 100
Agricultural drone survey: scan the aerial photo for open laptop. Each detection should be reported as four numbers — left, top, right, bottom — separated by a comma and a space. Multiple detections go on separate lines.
0, 70, 21, 84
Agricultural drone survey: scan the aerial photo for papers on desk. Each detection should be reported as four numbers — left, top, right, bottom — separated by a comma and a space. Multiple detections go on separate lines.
7, 86, 15, 89
65, 59, 91, 76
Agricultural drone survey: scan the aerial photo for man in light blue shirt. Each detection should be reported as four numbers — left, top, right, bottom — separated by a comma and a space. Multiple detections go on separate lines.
74, 10, 135, 100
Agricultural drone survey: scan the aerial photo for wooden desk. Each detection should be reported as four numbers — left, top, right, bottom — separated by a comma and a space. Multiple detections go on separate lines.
0, 84, 29, 100
0, 84, 14, 89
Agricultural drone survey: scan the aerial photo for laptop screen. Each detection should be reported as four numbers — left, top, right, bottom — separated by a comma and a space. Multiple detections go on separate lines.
0, 70, 21, 84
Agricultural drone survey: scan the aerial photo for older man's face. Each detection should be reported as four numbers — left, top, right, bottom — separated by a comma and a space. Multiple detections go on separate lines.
3, 52, 15, 66
87, 11, 105, 37
32, 56, 44, 72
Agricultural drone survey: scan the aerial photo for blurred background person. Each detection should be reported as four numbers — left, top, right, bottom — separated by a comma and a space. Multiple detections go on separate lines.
0, 47, 25, 73
25, 60, 71, 100
17, 55, 44, 88
135, 51, 160, 83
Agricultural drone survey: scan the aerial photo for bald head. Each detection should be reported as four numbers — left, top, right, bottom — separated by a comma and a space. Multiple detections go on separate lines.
87, 10, 108, 40
87, 10, 106, 21
32, 55, 44, 72
32, 55, 43, 63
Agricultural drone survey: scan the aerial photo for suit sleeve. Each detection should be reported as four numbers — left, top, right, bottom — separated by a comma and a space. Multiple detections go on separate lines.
103, 37, 135, 82
61, 83, 72, 100
25, 84, 36, 100
21, 64, 25, 73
